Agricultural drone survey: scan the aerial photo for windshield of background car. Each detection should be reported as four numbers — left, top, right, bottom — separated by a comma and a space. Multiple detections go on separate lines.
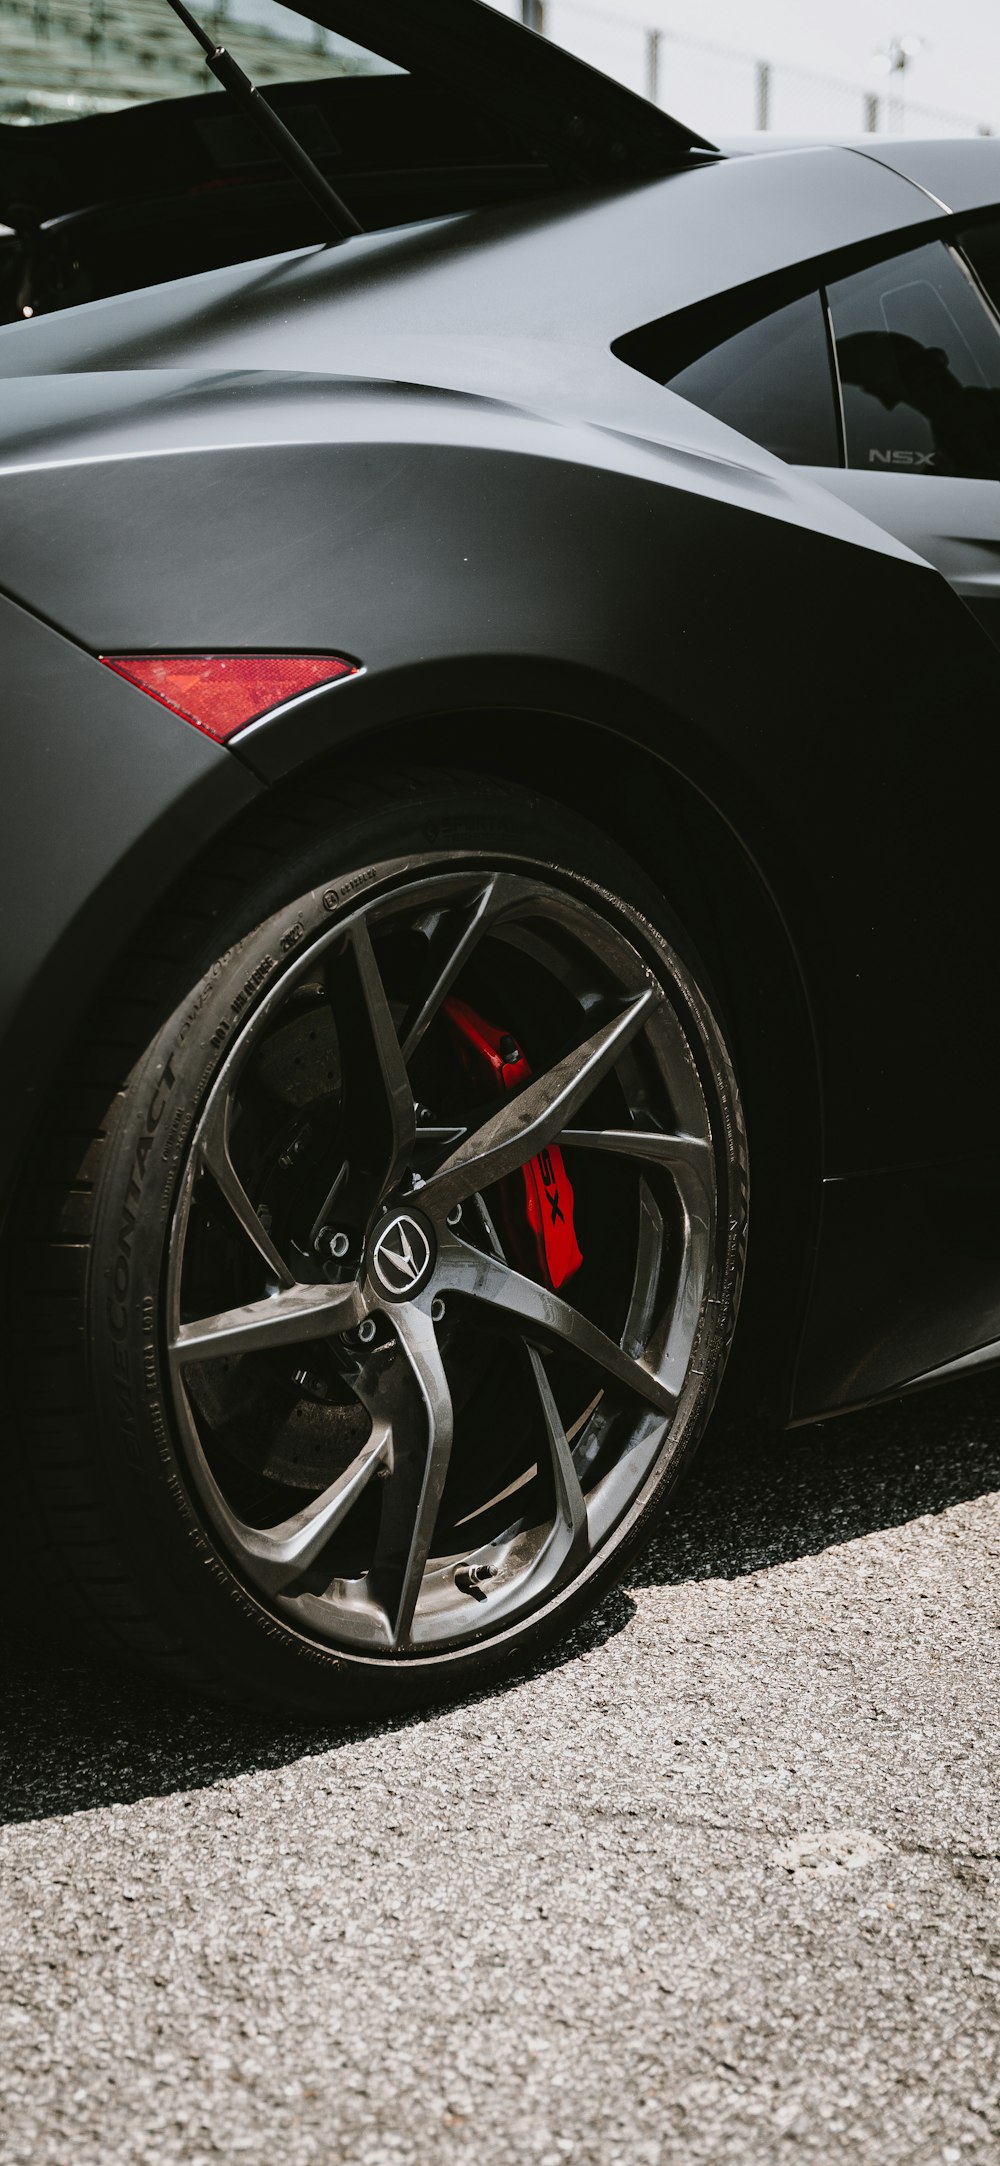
0, 0, 400, 129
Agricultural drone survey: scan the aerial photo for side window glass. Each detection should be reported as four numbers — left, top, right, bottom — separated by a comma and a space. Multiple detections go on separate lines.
959, 216, 1000, 319
664, 292, 840, 467
828, 240, 1000, 478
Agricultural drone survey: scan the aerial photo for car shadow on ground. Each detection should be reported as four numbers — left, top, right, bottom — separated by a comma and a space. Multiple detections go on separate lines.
634, 1370, 1000, 1590
2, 1375, 998, 1830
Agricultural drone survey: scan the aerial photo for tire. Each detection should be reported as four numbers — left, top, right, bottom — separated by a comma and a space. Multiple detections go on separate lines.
4, 769, 747, 1716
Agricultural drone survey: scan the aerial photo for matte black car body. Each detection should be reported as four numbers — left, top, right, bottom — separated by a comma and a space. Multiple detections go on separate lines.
2, 2, 1000, 1427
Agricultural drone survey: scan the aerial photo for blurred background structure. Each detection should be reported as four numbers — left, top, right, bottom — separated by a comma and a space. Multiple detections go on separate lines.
0, 0, 996, 136
495, 0, 998, 138
0, 1, 387, 125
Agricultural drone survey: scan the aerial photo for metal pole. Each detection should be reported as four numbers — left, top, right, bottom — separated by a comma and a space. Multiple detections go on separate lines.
521, 1, 545, 31
863, 91, 880, 131
645, 28, 661, 107
755, 58, 771, 131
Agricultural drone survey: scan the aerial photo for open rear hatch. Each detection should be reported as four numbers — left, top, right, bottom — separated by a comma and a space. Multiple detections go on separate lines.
0, 0, 717, 321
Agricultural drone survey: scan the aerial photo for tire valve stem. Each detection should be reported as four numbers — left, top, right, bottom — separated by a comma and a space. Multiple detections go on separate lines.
455, 1562, 495, 1598
317, 1225, 351, 1260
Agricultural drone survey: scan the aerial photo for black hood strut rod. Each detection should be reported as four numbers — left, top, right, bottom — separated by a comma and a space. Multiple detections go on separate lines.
163, 0, 362, 242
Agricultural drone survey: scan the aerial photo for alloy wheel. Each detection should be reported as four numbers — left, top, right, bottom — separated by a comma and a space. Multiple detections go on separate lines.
164, 860, 732, 1659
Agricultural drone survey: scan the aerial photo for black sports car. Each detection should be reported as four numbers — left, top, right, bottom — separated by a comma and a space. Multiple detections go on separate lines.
2, 0, 1000, 1715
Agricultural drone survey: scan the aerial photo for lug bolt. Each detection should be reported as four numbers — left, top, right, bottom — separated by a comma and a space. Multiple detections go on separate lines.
357, 1317, 377, 1345
327, 1229, 350, 1259
446, 1204, 463, 1228
431, 1295, 446, 1324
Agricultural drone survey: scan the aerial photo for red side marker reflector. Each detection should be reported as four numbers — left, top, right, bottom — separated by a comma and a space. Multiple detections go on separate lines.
99, 653, 358, 742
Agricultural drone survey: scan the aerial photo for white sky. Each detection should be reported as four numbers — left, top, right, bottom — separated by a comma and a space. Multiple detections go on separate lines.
489, 0, 1000, 138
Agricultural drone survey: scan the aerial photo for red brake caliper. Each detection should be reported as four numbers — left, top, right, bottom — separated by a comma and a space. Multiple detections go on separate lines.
444, 996, 583, 1291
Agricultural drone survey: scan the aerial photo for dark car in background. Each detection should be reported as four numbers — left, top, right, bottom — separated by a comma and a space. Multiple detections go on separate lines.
1, 0, 999, 1715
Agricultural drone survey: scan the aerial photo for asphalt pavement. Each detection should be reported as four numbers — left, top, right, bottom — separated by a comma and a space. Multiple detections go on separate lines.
1, 1378, 998, 2166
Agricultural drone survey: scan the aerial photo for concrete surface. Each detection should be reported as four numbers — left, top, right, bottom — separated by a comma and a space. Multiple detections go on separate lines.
1, 1379, 998, 2165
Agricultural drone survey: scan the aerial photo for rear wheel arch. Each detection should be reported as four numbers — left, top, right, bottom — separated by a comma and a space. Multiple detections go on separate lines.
6, 702, 822, 1429
277, 706, 824, 1423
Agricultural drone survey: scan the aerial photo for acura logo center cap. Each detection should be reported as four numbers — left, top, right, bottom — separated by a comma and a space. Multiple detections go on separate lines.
370, 1208, 436, 1300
